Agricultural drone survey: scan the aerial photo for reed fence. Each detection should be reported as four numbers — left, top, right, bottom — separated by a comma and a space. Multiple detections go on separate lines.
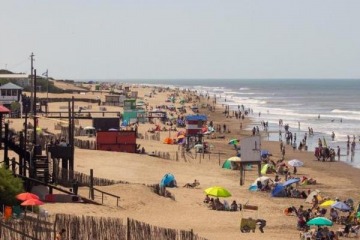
1, 214, 208, 240
56, 167, 128, 187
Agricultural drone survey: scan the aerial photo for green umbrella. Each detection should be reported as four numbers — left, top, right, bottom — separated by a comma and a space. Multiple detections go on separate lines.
204, 186, 231, 198
306, 217, 333, 226
357, 212, 360, 218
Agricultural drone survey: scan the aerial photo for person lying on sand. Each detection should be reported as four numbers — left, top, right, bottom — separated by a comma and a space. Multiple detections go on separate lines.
183, 179, 200, 188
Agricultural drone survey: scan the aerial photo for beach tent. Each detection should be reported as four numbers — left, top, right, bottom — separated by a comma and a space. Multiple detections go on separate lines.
160, 173, 177, 188
305, 190, 321, 203
222, 160, 235, 169
249, 176, 271, 191
271, 184, 287, 197
253, 176, 271, 185
222, 157, 241, 170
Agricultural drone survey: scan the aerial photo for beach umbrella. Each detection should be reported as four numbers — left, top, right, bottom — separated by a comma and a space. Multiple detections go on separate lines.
21, 198, 44, 206
288, 159, 304, 167
228, 139, 239, 145
228, 156, 241, 161
204, 186, 231, 198
331, 201, 351, 212
320, 200, 336, 207
282, 178, 300, 187
16, 192, 39, 201
357, 212, 360, 218
306, 217, 333, 227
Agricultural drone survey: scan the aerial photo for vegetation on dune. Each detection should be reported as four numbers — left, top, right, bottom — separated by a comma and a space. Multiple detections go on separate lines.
0, 165, 24, 206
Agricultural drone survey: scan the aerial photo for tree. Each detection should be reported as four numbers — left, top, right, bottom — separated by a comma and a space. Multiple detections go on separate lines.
10, 101, 21, 112
0, 165, 24, 206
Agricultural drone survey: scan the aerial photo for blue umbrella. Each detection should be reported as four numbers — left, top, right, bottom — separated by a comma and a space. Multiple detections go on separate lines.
282, 178, 300, 187
331, 201, 351, 212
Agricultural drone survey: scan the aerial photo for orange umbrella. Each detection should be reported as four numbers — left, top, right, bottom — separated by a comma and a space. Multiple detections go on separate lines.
21, 198, 44, 206
16, 192, 39, 201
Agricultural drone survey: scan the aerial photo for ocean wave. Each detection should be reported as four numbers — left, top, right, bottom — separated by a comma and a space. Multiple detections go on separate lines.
331, 109, 360, 115
239, 87, 250, 91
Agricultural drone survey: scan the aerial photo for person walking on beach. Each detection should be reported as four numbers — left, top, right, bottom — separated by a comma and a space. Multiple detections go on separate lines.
337, 146, 340, 161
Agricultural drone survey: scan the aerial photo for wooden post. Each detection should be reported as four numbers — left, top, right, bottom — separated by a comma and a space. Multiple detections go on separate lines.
0, 113, 2, 149
90, 169, 94, 200
4, 122, 9, 168
127, 217, 131, 240
240, 164, 244, 186
176, 151, 178, 161
19, 132, 24, 176
218, 151, 220, 166
190, 229, 194, 240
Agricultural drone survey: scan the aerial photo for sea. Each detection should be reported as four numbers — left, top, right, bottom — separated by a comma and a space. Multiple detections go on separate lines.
115, 79, 360, 169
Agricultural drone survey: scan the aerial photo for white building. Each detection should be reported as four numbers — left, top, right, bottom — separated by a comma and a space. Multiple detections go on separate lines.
0, 82, 23, 105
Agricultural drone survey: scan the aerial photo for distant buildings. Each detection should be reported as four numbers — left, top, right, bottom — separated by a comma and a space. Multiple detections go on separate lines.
0, 82, 24, 105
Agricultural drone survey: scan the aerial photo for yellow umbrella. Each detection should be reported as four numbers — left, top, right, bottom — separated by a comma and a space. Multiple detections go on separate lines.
320, 200, 336, 207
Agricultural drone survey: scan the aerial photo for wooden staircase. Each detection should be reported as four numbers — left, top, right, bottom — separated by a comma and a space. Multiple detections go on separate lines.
33, 155, 51, 183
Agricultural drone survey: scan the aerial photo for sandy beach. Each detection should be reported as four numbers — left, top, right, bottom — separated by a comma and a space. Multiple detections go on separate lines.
4, 83, 360, 240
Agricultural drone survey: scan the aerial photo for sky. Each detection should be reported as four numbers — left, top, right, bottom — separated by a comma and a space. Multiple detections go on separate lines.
1, 0, 360, 80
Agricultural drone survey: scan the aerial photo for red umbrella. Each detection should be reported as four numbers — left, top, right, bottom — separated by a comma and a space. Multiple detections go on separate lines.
16, 192, 40, 201
20, 198, 44, 206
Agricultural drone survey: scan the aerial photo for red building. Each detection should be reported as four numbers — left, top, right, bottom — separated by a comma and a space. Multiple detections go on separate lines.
96, 130, 137, 153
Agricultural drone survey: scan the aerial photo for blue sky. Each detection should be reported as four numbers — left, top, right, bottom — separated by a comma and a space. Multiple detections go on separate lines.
1, 0, 360, 80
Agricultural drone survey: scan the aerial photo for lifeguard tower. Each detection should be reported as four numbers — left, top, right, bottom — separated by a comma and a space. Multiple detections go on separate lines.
239, 135, 262, 185
185, 114, 207, 149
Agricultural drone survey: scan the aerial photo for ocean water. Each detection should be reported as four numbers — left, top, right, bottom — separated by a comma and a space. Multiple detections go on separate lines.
121, 79, 360, 168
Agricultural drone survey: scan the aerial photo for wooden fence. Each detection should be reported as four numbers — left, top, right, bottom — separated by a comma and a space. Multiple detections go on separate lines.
1, 214, 208, 240
0, 215, 53, 240
57, 167, 128, 187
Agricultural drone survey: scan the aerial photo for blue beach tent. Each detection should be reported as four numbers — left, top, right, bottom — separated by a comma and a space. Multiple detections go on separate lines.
160, 173, 177, 188
271, 184, 287, 197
